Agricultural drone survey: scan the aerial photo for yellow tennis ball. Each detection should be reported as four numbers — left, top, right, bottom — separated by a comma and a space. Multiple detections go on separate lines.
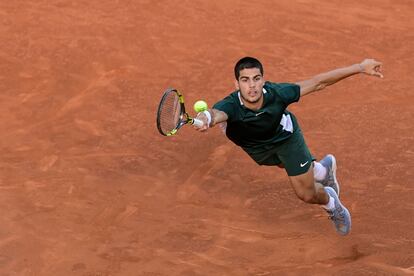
193, 100, 208, 112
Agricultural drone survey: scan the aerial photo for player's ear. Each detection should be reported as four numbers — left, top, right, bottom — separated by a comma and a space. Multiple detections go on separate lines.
234, 79, 240, 90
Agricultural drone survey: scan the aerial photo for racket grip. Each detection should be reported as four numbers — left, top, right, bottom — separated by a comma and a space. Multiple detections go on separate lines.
192, 118, 204, 127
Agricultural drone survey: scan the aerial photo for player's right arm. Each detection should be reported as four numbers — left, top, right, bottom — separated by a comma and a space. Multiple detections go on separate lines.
194, 109, 228, 132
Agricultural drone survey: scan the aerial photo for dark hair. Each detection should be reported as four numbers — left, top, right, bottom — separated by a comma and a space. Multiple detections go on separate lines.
234, 56, 264, 80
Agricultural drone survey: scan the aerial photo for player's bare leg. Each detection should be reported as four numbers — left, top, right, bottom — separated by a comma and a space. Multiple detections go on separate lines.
288, 164, 351, 235
288, 163, 329, 205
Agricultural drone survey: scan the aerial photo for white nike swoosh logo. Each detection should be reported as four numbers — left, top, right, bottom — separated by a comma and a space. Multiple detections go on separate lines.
255, 111, 265, 116
300, 161, 309, 167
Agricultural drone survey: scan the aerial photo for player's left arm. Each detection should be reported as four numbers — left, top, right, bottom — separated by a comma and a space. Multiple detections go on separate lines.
296, 59, 383, 97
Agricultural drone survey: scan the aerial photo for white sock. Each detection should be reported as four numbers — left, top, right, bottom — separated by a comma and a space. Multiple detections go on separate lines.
323, 196, 335, 210
313, 161, 327, 182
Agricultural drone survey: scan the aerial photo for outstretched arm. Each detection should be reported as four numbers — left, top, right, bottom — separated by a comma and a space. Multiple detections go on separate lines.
194, 109, 228, 132
296, 59, 383, 97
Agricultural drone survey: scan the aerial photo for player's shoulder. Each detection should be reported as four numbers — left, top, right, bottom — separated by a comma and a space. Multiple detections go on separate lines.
265, 81, 299, 91
213, 90, 238, 110
216, 90, 239, 104
265, 81, 301, 104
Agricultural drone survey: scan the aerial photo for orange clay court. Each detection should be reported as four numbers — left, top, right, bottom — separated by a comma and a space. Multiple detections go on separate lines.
0, 0, 413, 275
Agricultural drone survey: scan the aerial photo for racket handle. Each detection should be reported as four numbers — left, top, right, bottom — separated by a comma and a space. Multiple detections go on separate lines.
192, 118, 204, 127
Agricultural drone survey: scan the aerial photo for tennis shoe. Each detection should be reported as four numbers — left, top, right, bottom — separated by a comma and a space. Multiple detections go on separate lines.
319, 154, 340, 196
324, 187, 351, 235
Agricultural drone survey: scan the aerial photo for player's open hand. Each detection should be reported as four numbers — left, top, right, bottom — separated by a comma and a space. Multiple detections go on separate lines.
360, 59, 383, 78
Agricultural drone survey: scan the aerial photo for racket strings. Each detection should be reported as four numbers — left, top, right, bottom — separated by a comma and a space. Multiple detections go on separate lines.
159, 91, 181, 133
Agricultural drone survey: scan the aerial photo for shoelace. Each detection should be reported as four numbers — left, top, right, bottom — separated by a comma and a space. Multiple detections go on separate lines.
327, 207, 346, 224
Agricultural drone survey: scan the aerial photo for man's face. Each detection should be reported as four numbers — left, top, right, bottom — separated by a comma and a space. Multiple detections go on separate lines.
235, 68, 265, 104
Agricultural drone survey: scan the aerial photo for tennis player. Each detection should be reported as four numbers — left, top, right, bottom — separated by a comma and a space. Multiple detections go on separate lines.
194, 57, 383, 235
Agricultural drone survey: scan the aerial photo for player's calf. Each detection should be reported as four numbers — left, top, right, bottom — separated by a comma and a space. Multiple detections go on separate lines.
289, 172, 329, 205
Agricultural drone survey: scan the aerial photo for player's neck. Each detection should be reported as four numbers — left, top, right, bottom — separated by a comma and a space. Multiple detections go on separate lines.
242, 96, 264, 111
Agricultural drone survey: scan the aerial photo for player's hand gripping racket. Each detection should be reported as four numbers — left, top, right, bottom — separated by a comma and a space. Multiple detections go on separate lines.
156, 88, 203, 136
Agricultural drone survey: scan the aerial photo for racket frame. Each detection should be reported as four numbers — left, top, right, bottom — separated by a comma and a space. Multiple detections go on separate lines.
156, 88, 199, 136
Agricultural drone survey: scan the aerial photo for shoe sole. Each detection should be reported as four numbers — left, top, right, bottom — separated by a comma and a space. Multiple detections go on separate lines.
339, 204, 351, 235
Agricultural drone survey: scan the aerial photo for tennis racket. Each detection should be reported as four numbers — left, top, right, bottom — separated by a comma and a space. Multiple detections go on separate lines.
156, 88, 203, 136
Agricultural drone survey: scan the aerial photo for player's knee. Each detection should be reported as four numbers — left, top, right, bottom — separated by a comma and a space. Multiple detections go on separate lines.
291, 179, 316, 203
301, 192, 316, 204
293, 187, 316, 203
